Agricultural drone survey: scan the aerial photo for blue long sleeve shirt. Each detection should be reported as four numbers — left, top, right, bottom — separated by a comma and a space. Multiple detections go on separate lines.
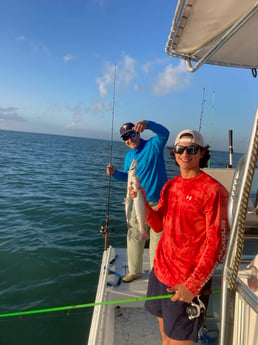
113, 120, 169, 202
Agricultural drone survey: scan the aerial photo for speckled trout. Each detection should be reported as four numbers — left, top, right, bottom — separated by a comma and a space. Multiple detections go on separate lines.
125, 159, 149, 240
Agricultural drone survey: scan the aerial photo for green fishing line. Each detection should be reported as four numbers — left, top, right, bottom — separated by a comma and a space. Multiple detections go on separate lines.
0, 289, 220, 319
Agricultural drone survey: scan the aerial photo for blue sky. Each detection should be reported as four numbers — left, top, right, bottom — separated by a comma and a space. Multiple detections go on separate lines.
0, 0, 257, 152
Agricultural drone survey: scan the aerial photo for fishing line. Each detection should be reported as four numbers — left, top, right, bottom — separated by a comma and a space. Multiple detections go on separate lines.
109, 64, 117, 168
0, 289, 220, 319
198, 87, 205, 133
208, 90, 215, 168
100, 64, 117, 250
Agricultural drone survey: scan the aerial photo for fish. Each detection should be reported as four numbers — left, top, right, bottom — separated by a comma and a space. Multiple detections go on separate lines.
125, 159, 136, 226
125, 159, 149, 240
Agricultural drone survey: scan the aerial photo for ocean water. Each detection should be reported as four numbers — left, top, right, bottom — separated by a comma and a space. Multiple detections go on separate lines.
0, 130, 244, 345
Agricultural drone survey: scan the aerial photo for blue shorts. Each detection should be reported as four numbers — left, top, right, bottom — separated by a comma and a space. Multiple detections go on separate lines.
144, 269, 212, 342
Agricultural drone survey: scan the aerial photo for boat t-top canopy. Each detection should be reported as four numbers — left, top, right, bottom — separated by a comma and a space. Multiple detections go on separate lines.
165, 0, 258, 73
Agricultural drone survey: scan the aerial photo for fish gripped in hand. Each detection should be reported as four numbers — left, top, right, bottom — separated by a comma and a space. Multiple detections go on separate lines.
125, 159, 149, 240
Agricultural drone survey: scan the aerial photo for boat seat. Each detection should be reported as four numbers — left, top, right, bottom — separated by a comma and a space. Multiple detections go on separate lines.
202, 168, 235, 192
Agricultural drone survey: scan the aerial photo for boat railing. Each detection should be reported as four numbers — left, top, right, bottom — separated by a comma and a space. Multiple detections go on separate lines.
87, 246, 112, 345
232, 269, 258, 345
219, 108, 258, 345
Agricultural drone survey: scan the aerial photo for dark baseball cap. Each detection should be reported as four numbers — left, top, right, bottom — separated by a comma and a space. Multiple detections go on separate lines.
120, 122, 135, 137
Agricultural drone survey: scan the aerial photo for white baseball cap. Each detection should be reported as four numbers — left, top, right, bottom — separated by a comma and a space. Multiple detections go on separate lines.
174, 129, 204, 147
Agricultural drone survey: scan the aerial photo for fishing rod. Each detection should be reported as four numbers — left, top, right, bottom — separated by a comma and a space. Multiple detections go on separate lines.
198, 87, 205, 133
100, 64, 117, 250
0, 290, 220, 319
208, 90, 215, 168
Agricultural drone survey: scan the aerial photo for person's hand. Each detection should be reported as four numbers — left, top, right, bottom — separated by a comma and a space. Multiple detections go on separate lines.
167, 283, 195, 303
128, 176, 142, 199
128, 185, 137, 199
106, 163, 115, 175
133, 120, 148, 133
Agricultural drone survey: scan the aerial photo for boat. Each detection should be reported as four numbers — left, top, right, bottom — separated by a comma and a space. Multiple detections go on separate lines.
87, 1, 258, 344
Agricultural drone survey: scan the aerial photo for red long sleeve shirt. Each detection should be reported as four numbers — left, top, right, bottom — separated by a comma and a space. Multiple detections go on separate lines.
146, 171, 229, 295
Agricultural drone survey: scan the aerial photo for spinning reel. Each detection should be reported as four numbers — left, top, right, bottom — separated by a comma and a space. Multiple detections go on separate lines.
186, 295, 206, 320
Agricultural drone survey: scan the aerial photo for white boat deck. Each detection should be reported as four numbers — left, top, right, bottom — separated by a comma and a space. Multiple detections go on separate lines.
106, 247, 151, 300
100, 247, 161, 345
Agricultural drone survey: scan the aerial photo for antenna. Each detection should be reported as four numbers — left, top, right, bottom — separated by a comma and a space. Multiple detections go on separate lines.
208, 90, 215, 168
198, 88, 205, 132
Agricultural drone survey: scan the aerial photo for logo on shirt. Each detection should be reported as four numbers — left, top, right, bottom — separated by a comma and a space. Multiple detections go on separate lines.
186, 195, 192, 201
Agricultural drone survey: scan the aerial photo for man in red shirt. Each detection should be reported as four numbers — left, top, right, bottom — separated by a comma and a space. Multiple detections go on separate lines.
140, 129, 229, 345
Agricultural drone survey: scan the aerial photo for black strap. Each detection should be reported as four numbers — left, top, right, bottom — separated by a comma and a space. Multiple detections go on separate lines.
251, 68, 257, 78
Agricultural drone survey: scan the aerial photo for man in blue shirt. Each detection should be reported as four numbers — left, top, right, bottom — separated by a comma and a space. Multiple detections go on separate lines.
107, 120, 169, 282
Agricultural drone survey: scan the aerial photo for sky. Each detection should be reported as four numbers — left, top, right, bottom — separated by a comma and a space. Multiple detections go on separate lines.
0, 0, 257, 153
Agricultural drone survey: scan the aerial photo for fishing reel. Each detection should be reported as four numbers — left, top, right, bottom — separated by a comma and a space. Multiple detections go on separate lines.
100, 225, 108, 235
186, 295, 206, 320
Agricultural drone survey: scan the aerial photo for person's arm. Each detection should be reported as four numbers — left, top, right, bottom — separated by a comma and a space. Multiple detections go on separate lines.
145, 203, 163, 232
144, 120, 170, 149
106, 151, 132, 182
185, 185, 229, 295
112, 169, 128, 182
133, 120, 169, 149
145, 183, 168, 232
106, 163, 128, 182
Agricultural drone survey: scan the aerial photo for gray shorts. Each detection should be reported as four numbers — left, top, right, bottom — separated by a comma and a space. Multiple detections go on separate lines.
145, 269, 211, 342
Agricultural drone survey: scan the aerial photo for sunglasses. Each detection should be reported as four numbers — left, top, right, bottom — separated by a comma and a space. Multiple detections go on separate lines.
122, 131, 136, 141
174, 145, 200, 155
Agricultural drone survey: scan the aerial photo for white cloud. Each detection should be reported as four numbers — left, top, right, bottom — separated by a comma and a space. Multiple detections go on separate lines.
142, 58, 166, 74
118, 55, 136, 85
96, 55, 136, 98
96, 62, 114, 98
96, 55, 189, 103
152, 60, 190, 95
0, 107, 25, 122
42, 45, 51, 57
65, 105, 84, 128
63, 54, 75, 63
65, 101, 111, 128
47, 103, 62, 112
16, 33, 52, 57
16, 35, 25, 41
90, 101, 111, 112
134, 84, 140, 91
142, 61, 152, 74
